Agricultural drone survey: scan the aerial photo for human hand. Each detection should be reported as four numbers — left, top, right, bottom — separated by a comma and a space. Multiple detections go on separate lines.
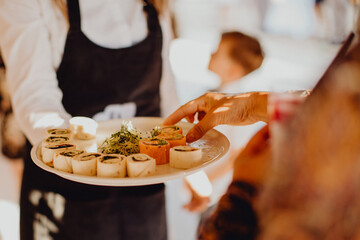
163, 92, 268, 142
183, 171, 212, 213
183, 181, 211, 213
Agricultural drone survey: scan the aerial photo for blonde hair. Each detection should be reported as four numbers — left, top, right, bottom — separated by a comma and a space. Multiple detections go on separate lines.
221, 32, 264, 75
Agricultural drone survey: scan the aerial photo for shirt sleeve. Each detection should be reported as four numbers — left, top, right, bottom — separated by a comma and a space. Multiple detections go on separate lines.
158, 8, 180, 118
0, 0, 72, 145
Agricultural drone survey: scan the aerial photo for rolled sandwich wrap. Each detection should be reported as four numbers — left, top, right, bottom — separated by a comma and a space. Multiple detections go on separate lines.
161, 125, 182, 135
72, 153, 102, 176
126, 154, 156, 177
157, 133, 186, 148
43, 136, 70, 144
97, 154, 126, 178
169, 146, 202, 169
42, 143, 76, 165
41, 136, 70, 157
152, 125, 182, 137
53, 149, 84, 173
139, 139, 170, 165
47, 128, 72, 139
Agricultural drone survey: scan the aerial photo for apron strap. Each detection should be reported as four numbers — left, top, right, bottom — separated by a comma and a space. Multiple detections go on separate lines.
67, 0, 81, 31
143, 0, 160, 33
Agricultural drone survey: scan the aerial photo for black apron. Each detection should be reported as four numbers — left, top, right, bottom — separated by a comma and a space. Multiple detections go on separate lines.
20, 1, 167, 239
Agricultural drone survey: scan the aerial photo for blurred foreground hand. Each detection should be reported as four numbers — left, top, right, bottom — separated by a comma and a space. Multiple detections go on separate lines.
183, 171, 212, 213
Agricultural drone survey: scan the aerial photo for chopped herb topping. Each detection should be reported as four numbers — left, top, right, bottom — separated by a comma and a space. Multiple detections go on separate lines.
143, 138, 169, 146
98, 122, 171, 156
101, 155, 122, 163
164, 126, 179, 131
132, 154, 149, 161
174, 146, 199, 152
98, 124, 141, 156
48, 129, 70, 135
151, 126, 162, 137
48, 144, 73, 149
103, 156, 118, 161
45, 136, 69, 142
151, 125, 180, 136
79, 153, 101, 161
174, 148, 198, 152
159, 133, 183, 140
61, 150, 84, 157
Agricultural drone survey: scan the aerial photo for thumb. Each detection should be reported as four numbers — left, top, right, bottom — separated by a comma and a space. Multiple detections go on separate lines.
186, 117, 215, 143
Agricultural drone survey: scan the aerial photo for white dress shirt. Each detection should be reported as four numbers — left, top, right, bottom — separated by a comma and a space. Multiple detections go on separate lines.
0, 0, 179, 145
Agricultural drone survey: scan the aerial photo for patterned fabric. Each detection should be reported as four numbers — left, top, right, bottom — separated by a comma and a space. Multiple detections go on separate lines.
198, 181, 258, 240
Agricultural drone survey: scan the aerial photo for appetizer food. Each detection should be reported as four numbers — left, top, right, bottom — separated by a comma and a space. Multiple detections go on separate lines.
41, 136, 70, 156
139, 139, 170, 165
126, 153, 156, 177
53, 149, 84, 173
72, 153, 102, 176
98, 124, 140, 156
169, 146, 202, 169
70, 116, 98, 140
42, 143, 76, 165
97, 154, 126, 178
157, 133, 186, 148
38, 121, 209, 180
42, 136, 70, 144
47, 128, 72, 139
152, 125, 182, 136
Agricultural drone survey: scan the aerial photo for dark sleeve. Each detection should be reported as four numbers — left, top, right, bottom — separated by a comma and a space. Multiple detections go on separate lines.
197, 181, 258, 240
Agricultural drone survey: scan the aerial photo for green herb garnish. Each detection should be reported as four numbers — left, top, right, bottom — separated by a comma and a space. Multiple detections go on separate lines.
98, 124, 141, 156
151, 126, 162, 137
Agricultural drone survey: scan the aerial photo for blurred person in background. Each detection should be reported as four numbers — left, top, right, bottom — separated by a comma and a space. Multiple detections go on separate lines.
168, 37, 360, 240
209, 31, 265, 93
163, 90, 302, 240
0, 0, 179, 239
182, 31, 267, 215
257, 40, 360, 240
0, 54, 26, 160
0, 53, 25, 201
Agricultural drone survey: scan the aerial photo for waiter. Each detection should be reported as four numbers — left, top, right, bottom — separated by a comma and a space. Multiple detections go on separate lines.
0, 0, 179, 239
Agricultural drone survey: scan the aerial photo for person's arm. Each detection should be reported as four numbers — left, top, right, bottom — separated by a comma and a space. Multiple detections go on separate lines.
163, 92, 269, 142
0, 0, 71, 145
